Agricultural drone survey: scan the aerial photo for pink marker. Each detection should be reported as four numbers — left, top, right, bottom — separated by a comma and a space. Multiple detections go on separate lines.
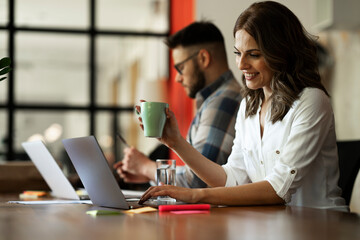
158, 204, 211, 212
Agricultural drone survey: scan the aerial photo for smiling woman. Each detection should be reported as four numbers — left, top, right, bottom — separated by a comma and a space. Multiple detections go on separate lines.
138, 1, 347, 211
233, 29, 273, 100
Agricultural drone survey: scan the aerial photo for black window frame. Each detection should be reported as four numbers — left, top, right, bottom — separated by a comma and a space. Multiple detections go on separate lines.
0, 0, 170, 161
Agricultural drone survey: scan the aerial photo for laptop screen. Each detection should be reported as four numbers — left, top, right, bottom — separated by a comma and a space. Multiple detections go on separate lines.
22, 140, 80, 200
62, 136, 130, 209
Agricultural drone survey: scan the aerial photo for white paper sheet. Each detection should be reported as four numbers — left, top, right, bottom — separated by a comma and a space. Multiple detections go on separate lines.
8, 200, 92, 205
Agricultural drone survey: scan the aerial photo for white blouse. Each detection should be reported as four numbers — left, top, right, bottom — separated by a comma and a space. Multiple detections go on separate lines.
222, 88, 347, 209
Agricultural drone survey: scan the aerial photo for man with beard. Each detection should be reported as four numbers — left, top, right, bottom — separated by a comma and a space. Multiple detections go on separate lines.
114, 21, 242, 188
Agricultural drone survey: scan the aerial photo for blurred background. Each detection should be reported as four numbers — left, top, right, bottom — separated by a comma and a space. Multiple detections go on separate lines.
0, 0, 359, 182
0, 0, 170, 171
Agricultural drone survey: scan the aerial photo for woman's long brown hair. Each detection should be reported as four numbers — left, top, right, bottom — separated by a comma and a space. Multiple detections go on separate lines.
234, 1, 328, 123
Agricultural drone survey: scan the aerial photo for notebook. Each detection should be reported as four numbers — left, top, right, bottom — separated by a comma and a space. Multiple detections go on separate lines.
21, 140, 87, 200
62, 136, 176, 209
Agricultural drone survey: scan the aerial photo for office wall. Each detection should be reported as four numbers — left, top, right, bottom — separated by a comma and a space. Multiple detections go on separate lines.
196, 0, 360, 140
318, 30, 360, 140
167, 0, 195, 164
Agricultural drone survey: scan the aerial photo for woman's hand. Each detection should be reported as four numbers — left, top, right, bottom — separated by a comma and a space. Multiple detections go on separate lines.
159, 108, 182, 148
138, 185, 202, 204
135, 100, 183, 149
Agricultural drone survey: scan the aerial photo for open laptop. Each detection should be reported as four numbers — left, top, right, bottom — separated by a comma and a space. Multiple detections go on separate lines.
62, 136, 177, 209
21, 140, 87, 200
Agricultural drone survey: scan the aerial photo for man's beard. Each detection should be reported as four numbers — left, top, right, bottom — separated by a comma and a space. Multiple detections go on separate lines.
188, 63, 206, 99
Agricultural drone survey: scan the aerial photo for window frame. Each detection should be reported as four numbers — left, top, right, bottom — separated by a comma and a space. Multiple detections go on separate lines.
0, 0, 170, 161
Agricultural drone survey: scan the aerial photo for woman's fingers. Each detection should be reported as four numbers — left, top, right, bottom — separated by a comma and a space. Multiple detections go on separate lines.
134, 105, 140, 115
134, 100, 146, 115
138, 186, 182, 204
138, 186, 171, 204
139, 186, 157, 204
138, 117, 144, 130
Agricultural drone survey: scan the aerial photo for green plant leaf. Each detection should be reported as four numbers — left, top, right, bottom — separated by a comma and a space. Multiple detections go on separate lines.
0, 77, 6, 81
0, 57, 11, 68
0, 66, 11, 75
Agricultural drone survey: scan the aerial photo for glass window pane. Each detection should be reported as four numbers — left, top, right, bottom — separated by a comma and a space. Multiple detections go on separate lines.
15, 32, 89, 105
95, 111, 117, 165
0, 0, 8, 25
15, 111, 89, 160
117, 111, 159, 155
0, 110, 7, 162
15, 0, 89, 29
0, 31, 8, 103
97, 0, 169, 33
96, 36, 168, 106
0, 30, 8, 59
95, 111, 159, 164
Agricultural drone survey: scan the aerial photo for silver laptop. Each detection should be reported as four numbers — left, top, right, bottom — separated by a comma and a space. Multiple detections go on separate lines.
62, 136, 153, 209
22, 140, 83, 200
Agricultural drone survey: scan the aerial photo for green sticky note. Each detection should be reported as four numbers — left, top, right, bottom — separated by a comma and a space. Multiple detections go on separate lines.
86, 210, 122, 216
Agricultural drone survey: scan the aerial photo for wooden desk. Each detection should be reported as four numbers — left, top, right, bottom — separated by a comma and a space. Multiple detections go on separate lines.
1, 194, 359, 240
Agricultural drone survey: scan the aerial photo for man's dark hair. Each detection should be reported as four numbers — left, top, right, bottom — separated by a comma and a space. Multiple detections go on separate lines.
165, 21, 224, 48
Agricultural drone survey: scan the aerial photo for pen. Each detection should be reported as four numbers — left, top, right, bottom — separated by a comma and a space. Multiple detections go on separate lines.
117, 133, 130, 147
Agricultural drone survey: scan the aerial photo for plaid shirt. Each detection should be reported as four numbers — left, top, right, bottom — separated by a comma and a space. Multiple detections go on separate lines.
176, 70, 242, 188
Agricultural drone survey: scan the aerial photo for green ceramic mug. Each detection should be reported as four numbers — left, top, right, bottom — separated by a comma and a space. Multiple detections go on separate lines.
139, 102, 169, 138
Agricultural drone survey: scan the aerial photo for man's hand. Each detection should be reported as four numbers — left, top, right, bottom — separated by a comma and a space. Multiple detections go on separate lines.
114, 161, 150, 183
113, 147, 156, 182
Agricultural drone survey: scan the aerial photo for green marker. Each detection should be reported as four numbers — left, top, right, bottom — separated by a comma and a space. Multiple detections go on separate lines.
86, 210, 122, 216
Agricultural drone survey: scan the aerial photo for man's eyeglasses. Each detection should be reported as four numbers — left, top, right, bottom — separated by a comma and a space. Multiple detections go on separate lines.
174, 51, 199, 75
